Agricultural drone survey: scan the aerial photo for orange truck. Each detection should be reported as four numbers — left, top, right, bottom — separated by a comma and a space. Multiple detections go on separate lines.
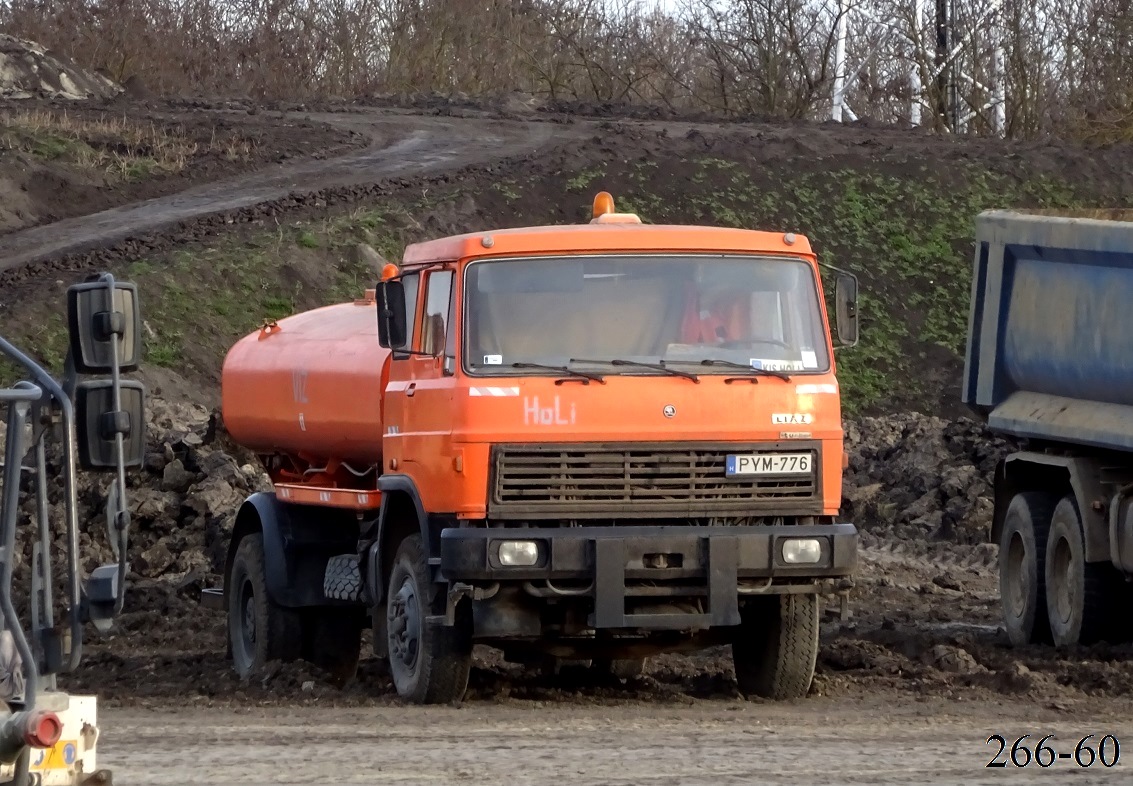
207, 193, 861, 703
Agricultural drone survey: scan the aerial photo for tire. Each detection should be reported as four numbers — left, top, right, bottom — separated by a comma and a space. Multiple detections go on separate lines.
323, 554, 364, 602
227, 533, 302, 678
385, 534, 472, 704
303, 607, 364, 687
1044, 495, 1114, 647
732, 593, 819, 700
998, 491, 1056, 647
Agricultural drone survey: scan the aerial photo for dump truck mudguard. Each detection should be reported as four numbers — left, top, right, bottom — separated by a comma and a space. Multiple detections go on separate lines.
226, 492, 357, 608
440, 522, 858, 629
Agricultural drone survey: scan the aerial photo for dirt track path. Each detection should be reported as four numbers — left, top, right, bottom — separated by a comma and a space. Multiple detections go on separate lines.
98, 698, 1133, 785
0, 109, 578, 273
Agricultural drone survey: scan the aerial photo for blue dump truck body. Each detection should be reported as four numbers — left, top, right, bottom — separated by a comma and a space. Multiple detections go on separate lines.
964, 209, 1133, 450
962, 209, 1133, 651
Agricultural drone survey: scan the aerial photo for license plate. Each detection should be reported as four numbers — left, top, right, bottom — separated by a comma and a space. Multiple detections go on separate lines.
726, 453, 812, 476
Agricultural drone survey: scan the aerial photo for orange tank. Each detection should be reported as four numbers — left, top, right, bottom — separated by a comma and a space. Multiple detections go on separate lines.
221, 294, 391, 468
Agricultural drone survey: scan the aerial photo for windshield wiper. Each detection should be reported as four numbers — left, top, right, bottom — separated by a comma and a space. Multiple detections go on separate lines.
696, 358, 791, 381
508, 362, 606, 383
570, 358, 700, 382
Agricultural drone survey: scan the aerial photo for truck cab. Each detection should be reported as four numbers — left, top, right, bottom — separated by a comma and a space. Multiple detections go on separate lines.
370, 194, 860, 701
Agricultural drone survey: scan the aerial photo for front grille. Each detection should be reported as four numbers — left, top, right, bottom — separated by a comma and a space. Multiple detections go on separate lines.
489, 442, 822, 519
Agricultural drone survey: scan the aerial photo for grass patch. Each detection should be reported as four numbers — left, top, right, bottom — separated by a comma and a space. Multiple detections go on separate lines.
0, 108, 256, 181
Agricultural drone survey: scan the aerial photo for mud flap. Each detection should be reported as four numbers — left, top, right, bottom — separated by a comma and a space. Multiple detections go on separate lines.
590, 536, 741, 629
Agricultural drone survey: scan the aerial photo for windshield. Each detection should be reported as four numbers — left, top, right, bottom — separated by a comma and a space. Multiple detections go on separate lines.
463, 254, 830, 375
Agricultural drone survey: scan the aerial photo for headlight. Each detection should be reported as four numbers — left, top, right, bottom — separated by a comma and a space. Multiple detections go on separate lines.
498, 540, 540, 566
781, 538, 822, 564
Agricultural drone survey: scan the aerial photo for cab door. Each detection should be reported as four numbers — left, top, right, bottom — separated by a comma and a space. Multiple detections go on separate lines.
382, 269, 422, 474
399, 266, 458, 513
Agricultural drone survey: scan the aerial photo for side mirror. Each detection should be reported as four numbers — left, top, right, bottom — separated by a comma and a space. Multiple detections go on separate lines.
835, 272, 859, 347
376, 280, 407, 349
67, 278, 142, 373
75, 379, 146, 471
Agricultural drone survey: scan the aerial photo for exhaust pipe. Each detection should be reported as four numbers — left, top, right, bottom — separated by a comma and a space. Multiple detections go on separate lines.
0, 709, 63, 762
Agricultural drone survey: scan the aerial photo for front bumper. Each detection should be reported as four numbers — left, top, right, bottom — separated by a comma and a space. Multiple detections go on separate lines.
439, 523, 857, 629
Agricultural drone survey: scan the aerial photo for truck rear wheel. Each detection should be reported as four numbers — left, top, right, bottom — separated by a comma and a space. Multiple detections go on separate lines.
228, 533, 302, 678
732, 593, 819, 700
385, 534, 472, 704
999, 491, 1056, 646
1045, 496, 1112, 647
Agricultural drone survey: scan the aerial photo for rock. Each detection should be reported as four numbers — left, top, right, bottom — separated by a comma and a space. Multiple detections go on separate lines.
997, 661, 1035, 693
301, 680, 316, 692
144, 451, 168, 474
186, 478, 241, 519
927, 644, 985, 674
933, 572, 963, 591
161, 460, 197, 493
134, 542, 175, 578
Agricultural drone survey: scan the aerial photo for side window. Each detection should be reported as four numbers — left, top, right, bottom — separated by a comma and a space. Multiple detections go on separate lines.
422, 269, 453, 357
395, 272, 420, 359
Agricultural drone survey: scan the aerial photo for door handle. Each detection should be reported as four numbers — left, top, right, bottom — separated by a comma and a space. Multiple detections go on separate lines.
406, 382, 416, 397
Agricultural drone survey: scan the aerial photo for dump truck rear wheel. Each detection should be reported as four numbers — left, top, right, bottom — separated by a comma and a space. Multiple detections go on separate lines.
999, 491, 1056, 646
1045, 495, 1112, 647
228, 533, 302, 678
385, 534, 472, 704
732, 593, 818, 700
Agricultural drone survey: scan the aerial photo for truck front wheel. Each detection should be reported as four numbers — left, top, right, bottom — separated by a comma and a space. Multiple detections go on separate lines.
228, 533, 302, 678
999, 491, 1056, 646
1045, 495, 1112, 647
732, 593, 819, 700
385, 534, 472, 704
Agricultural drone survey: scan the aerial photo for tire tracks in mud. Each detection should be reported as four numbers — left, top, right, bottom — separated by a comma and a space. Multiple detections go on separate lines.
0, 109, 585, 299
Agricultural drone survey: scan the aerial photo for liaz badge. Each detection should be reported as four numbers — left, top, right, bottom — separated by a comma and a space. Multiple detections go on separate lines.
772, 413, 813, 425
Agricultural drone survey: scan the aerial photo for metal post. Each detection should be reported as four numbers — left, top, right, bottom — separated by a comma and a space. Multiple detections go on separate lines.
992, 36, 1006, 136
0, 389, 42, 713
0, 336, 84, 672
832, 0, 849, 122
910, 0, 926, 125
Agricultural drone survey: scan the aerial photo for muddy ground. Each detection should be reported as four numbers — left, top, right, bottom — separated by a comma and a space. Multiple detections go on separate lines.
33, 398, 1133, 722
1, 85, 1133, 780
98, 699, 1133, 785
58, 405, 1133, 784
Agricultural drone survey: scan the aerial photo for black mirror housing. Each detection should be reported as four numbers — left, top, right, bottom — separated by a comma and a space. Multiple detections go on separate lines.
75, 379, 146, 471
835, 272, 859, 347
376, 280, 407, 349
67, 279, 142, 373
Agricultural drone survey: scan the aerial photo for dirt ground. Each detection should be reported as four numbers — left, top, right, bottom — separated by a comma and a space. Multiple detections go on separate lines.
3, 87, 1133, 781
97, 698, 1133, 785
